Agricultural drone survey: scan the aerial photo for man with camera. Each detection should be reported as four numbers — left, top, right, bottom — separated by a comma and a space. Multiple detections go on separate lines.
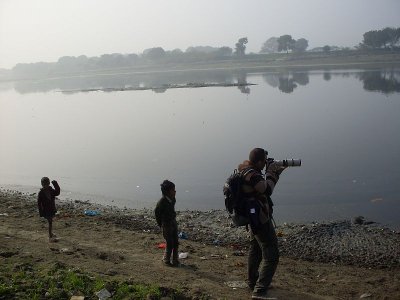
237, 147, 285, 300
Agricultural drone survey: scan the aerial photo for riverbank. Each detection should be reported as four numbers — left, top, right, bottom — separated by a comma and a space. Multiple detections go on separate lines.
1, 189, 399, 299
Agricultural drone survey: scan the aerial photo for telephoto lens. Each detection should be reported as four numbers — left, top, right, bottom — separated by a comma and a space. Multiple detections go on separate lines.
274, 159, 301, 167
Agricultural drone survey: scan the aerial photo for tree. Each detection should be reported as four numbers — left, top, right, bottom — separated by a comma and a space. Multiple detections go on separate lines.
382, 27, 400, 48
362, 30, 385, 48
323, 45, 331, 53
215, 46, 233, 57
293, 38, 309, 52
260, 37, 279, 53
235, 37, 248, 56
277, 35, 295, 53
143, 47, 166, 60
361, 27, 400, 49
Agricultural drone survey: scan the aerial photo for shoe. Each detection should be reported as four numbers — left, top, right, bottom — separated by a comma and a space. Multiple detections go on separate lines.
247, 282, 255, 291
162, 259, 172, 266
251, 291, 269, 300
171, 260, 180, 267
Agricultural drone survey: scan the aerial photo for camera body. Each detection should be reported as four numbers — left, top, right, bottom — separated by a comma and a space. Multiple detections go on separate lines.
267, 157, 302, 167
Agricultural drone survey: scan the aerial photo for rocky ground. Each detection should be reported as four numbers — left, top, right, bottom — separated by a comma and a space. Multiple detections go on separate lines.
1, 189, 400, 299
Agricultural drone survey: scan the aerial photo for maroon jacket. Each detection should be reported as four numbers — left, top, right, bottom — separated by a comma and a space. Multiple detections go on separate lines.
37, 181, 60, 218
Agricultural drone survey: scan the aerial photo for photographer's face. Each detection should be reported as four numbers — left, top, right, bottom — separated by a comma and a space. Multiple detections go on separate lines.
255, 158, 266, 171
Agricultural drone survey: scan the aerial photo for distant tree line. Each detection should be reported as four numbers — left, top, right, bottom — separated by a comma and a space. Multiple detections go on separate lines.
359, 27, 400, 49
8, 27, 400, 79
11, 45, 235, 78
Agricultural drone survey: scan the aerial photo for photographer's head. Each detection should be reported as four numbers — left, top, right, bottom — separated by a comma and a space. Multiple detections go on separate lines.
249, 148, 267, 171
160, 179, 176, 198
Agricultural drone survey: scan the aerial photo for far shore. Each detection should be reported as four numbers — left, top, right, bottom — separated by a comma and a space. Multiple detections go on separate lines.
2, 51, 400, 83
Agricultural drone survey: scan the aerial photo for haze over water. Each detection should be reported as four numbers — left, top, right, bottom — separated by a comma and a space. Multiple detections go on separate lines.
1, 68, 400, 229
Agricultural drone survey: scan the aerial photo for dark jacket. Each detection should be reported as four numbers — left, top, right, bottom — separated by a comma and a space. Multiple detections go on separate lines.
155, 196, 176, 227
238, 160, 272, 232
38, 182, 60, 218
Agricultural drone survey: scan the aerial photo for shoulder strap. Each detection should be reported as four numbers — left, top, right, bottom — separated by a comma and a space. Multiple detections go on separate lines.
241, 168, 257, 182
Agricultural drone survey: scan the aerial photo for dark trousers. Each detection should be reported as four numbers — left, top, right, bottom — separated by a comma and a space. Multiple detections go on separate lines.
162, 220, 179, 263
248, 220, 279, 293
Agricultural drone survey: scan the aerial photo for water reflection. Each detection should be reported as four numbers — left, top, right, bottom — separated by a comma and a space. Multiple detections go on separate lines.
356, 70, 400, 95
262, 71, 309, 93
4, 68, 400, 95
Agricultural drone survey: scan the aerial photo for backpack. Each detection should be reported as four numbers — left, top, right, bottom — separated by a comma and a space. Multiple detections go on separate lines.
223, 168, 254, 226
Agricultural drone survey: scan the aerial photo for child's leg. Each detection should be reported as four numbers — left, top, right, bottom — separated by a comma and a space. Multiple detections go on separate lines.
162, 224, 173, 264
171, 222, 179, 265
47, 217, 53, 238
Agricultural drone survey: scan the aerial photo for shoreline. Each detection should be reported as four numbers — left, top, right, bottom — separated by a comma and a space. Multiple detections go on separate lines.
2, 188, 399, 269
1, 189, 400, 299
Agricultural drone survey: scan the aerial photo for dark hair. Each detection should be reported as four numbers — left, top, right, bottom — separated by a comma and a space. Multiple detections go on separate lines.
249, 148, 267, 164
41, 177, 50, 186
160, 180, 175, 195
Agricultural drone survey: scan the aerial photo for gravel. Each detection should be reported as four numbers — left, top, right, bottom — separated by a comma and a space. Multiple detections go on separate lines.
2, 189, 399, 269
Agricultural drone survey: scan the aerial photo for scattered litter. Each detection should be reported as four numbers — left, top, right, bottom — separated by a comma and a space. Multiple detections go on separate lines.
70, 296, 85, 300
84, 210, 99, 216
209, 254, 228, 259
178, 232, 188, 239
157, 243, 166, 249
0, 213, 9, 216
60, 248, 74, 255
224, 281, 248, 289
95, 288, 112, 300
360, 293, 372, 298
200, 256, 207, 260
277, 231, 285, 237
179, 252, 188, 259
213, 239, 221, 245
233, 250, 245, 256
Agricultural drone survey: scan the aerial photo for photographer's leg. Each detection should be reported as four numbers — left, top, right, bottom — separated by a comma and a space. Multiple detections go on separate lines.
253, 221, 279, 294
248, 236, 261, 290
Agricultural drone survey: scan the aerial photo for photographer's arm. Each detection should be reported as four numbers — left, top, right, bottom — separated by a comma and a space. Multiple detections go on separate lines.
254, 162, 286, 196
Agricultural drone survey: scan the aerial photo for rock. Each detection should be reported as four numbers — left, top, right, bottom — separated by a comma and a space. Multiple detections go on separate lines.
353, 216, 365, 225
360, 293, 372, 298
0, 251, 19, 258
105, 269, 118, 276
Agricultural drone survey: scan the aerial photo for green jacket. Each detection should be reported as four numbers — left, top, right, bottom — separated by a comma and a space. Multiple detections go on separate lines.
155, 196, 177, 227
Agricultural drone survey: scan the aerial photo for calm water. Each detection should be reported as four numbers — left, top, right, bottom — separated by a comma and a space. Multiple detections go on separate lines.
1, 67, 400, 228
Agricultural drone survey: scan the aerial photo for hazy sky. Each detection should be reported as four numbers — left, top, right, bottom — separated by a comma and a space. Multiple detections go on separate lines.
1, 0, 399, 69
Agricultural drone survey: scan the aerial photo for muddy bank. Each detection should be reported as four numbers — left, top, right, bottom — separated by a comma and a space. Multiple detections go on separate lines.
3, 188, 399, 269
1, 189, 400, 299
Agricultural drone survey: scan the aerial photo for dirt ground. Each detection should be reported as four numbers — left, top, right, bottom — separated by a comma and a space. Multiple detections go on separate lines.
1, 191, 399, 299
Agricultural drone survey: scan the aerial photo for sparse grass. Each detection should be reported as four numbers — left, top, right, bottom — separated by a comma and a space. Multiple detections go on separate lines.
0, 260, 189, 300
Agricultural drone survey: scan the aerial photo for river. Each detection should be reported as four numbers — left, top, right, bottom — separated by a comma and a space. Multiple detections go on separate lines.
1, 67, 399, 228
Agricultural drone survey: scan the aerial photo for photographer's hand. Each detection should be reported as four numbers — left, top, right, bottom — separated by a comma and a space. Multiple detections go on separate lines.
267, 162, 286, 176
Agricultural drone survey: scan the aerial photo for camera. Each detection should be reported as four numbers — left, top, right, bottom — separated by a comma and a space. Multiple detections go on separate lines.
264, 150, 301, 167
267, 156, 302, 167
